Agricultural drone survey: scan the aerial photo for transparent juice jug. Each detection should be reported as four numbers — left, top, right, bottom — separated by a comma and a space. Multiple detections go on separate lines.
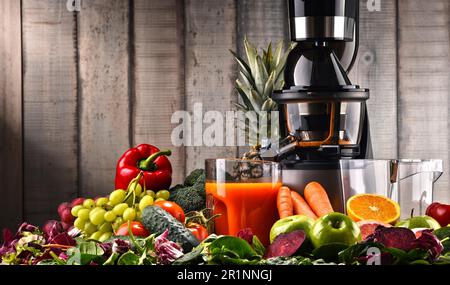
339, 159, 443, 219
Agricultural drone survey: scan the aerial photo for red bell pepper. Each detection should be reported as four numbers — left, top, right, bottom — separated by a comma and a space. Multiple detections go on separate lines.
115, 144, 172, 191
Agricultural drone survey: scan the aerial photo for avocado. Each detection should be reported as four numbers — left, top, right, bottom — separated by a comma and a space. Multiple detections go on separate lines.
142, 206, 199, 252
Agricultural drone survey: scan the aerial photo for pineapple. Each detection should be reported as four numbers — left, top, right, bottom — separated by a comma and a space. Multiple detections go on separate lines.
230, 38, 296, 181
231, 38, 296, 159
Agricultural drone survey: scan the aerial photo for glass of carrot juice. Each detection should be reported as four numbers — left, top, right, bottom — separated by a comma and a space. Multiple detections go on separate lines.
205, 159, 282, 246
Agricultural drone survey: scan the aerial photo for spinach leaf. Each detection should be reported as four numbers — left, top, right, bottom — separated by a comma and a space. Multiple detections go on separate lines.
434, 227, 450, 241
66, 241, 105, 265
208, 236, 260, 259
252, 236, 265, 257
173, 246, 205, 265
339, 242, 384, 265
102, 253, 119, 265
312, 243, 348, 263
206, 236, 261, 265
117, 251, 140, 265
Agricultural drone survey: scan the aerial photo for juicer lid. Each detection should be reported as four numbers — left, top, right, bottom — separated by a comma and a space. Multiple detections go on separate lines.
273, 87, 369, 104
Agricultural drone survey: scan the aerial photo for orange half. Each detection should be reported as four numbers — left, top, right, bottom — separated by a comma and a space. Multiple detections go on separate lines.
346, 194, 400, 224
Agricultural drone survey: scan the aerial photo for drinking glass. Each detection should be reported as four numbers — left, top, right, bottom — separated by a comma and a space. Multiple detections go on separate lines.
205, 159, 282, 246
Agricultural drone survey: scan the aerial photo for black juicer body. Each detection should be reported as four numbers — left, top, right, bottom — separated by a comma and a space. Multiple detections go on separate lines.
274, 0, 372, 212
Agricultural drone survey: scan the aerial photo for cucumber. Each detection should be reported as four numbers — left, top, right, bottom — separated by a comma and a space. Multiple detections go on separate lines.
142, 206, 199, 252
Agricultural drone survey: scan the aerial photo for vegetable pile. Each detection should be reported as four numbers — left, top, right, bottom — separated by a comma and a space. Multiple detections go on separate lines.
2, 143, 450, 266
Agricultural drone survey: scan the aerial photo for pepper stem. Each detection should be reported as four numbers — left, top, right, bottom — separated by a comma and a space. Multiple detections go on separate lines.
138, 150, 172, 171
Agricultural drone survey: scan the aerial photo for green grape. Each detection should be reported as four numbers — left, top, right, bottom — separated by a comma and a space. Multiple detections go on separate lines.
109, 189, 126, 206
99, 232, 112, 242
90, 209, 106, 226
146, 190, 156, 198
112, 203, 128, 216
129, 182, 143, 197
154, 198, 165, 203
71, 205, 84, 217
98, 222, 112, 233
156, 190, 170, 200
136, 211, 142, 222
139, 195, 154, 211
77, 209, 90, 221
84, 222, 97, 236
96, 197, 109, 207
123, 208, 136, 221
74, 217, 86, 230
89, 207, 103, 221
90, 231, 103, 241
104, 211, 116, 222
83, 199, 95, 209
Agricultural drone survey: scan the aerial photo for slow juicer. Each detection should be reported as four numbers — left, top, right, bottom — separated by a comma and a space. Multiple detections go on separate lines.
273, 0, 372, 212
273, 0, 443, 216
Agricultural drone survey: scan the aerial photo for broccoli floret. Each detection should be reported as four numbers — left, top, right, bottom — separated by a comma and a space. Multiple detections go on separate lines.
184, 169, 205, 187
169, 169, 207, 213
170, 185, 206, 213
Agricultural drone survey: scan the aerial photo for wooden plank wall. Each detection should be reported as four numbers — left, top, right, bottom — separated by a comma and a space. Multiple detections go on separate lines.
78, 0, 131, 197
349, 0, 398, 159
184, 0, 238, 172
0, 0, 449, 228
398, 0, 450, 202
0, 0, 23, 231
133, 0, 186, 184
22, 0, 79, 225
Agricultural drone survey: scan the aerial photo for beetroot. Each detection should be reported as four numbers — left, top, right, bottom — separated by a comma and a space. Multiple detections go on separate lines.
367, 227, 417, 251
264, 230, 306, 259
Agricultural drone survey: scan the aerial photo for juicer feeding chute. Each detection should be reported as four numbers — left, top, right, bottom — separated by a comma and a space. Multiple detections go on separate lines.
274, 0, 371, 161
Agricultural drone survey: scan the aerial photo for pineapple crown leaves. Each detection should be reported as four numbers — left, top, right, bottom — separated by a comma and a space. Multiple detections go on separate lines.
230, 37, 297, 114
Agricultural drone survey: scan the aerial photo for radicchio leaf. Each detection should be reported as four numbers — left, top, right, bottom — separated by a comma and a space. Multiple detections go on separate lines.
154, 230, 184, 265
2, 228, 14, 245
112, 239, 131, 255
236, 228, 254, 245
17, 223, 39, 234
48, 232, 76, 247
412, 230, 444, 260
43, 221, 64, 242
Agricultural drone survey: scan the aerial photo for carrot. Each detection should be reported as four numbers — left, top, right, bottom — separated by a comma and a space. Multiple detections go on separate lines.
291, 191, 318, 220
304, 182, 334, 217
277, 186, 294, 218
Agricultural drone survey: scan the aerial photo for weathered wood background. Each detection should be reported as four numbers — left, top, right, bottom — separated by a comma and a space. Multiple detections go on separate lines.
0, 0, 449, 229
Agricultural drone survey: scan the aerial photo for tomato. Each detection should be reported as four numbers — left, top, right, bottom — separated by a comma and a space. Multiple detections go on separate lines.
115, 221, 150, 237
154, 200, 185, 223
187, 223, 208, 241
426, 202, 450, 227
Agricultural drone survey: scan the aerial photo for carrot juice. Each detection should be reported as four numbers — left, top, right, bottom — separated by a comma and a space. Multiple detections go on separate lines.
206, 181, 282, 246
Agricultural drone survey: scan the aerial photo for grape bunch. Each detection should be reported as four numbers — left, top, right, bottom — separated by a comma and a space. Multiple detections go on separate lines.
71, 182, 170, 242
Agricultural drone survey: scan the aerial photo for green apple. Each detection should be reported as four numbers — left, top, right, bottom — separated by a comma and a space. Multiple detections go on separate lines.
270, 215, 314, 244
310, 213, 361, 248
395, 216, 441, 230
